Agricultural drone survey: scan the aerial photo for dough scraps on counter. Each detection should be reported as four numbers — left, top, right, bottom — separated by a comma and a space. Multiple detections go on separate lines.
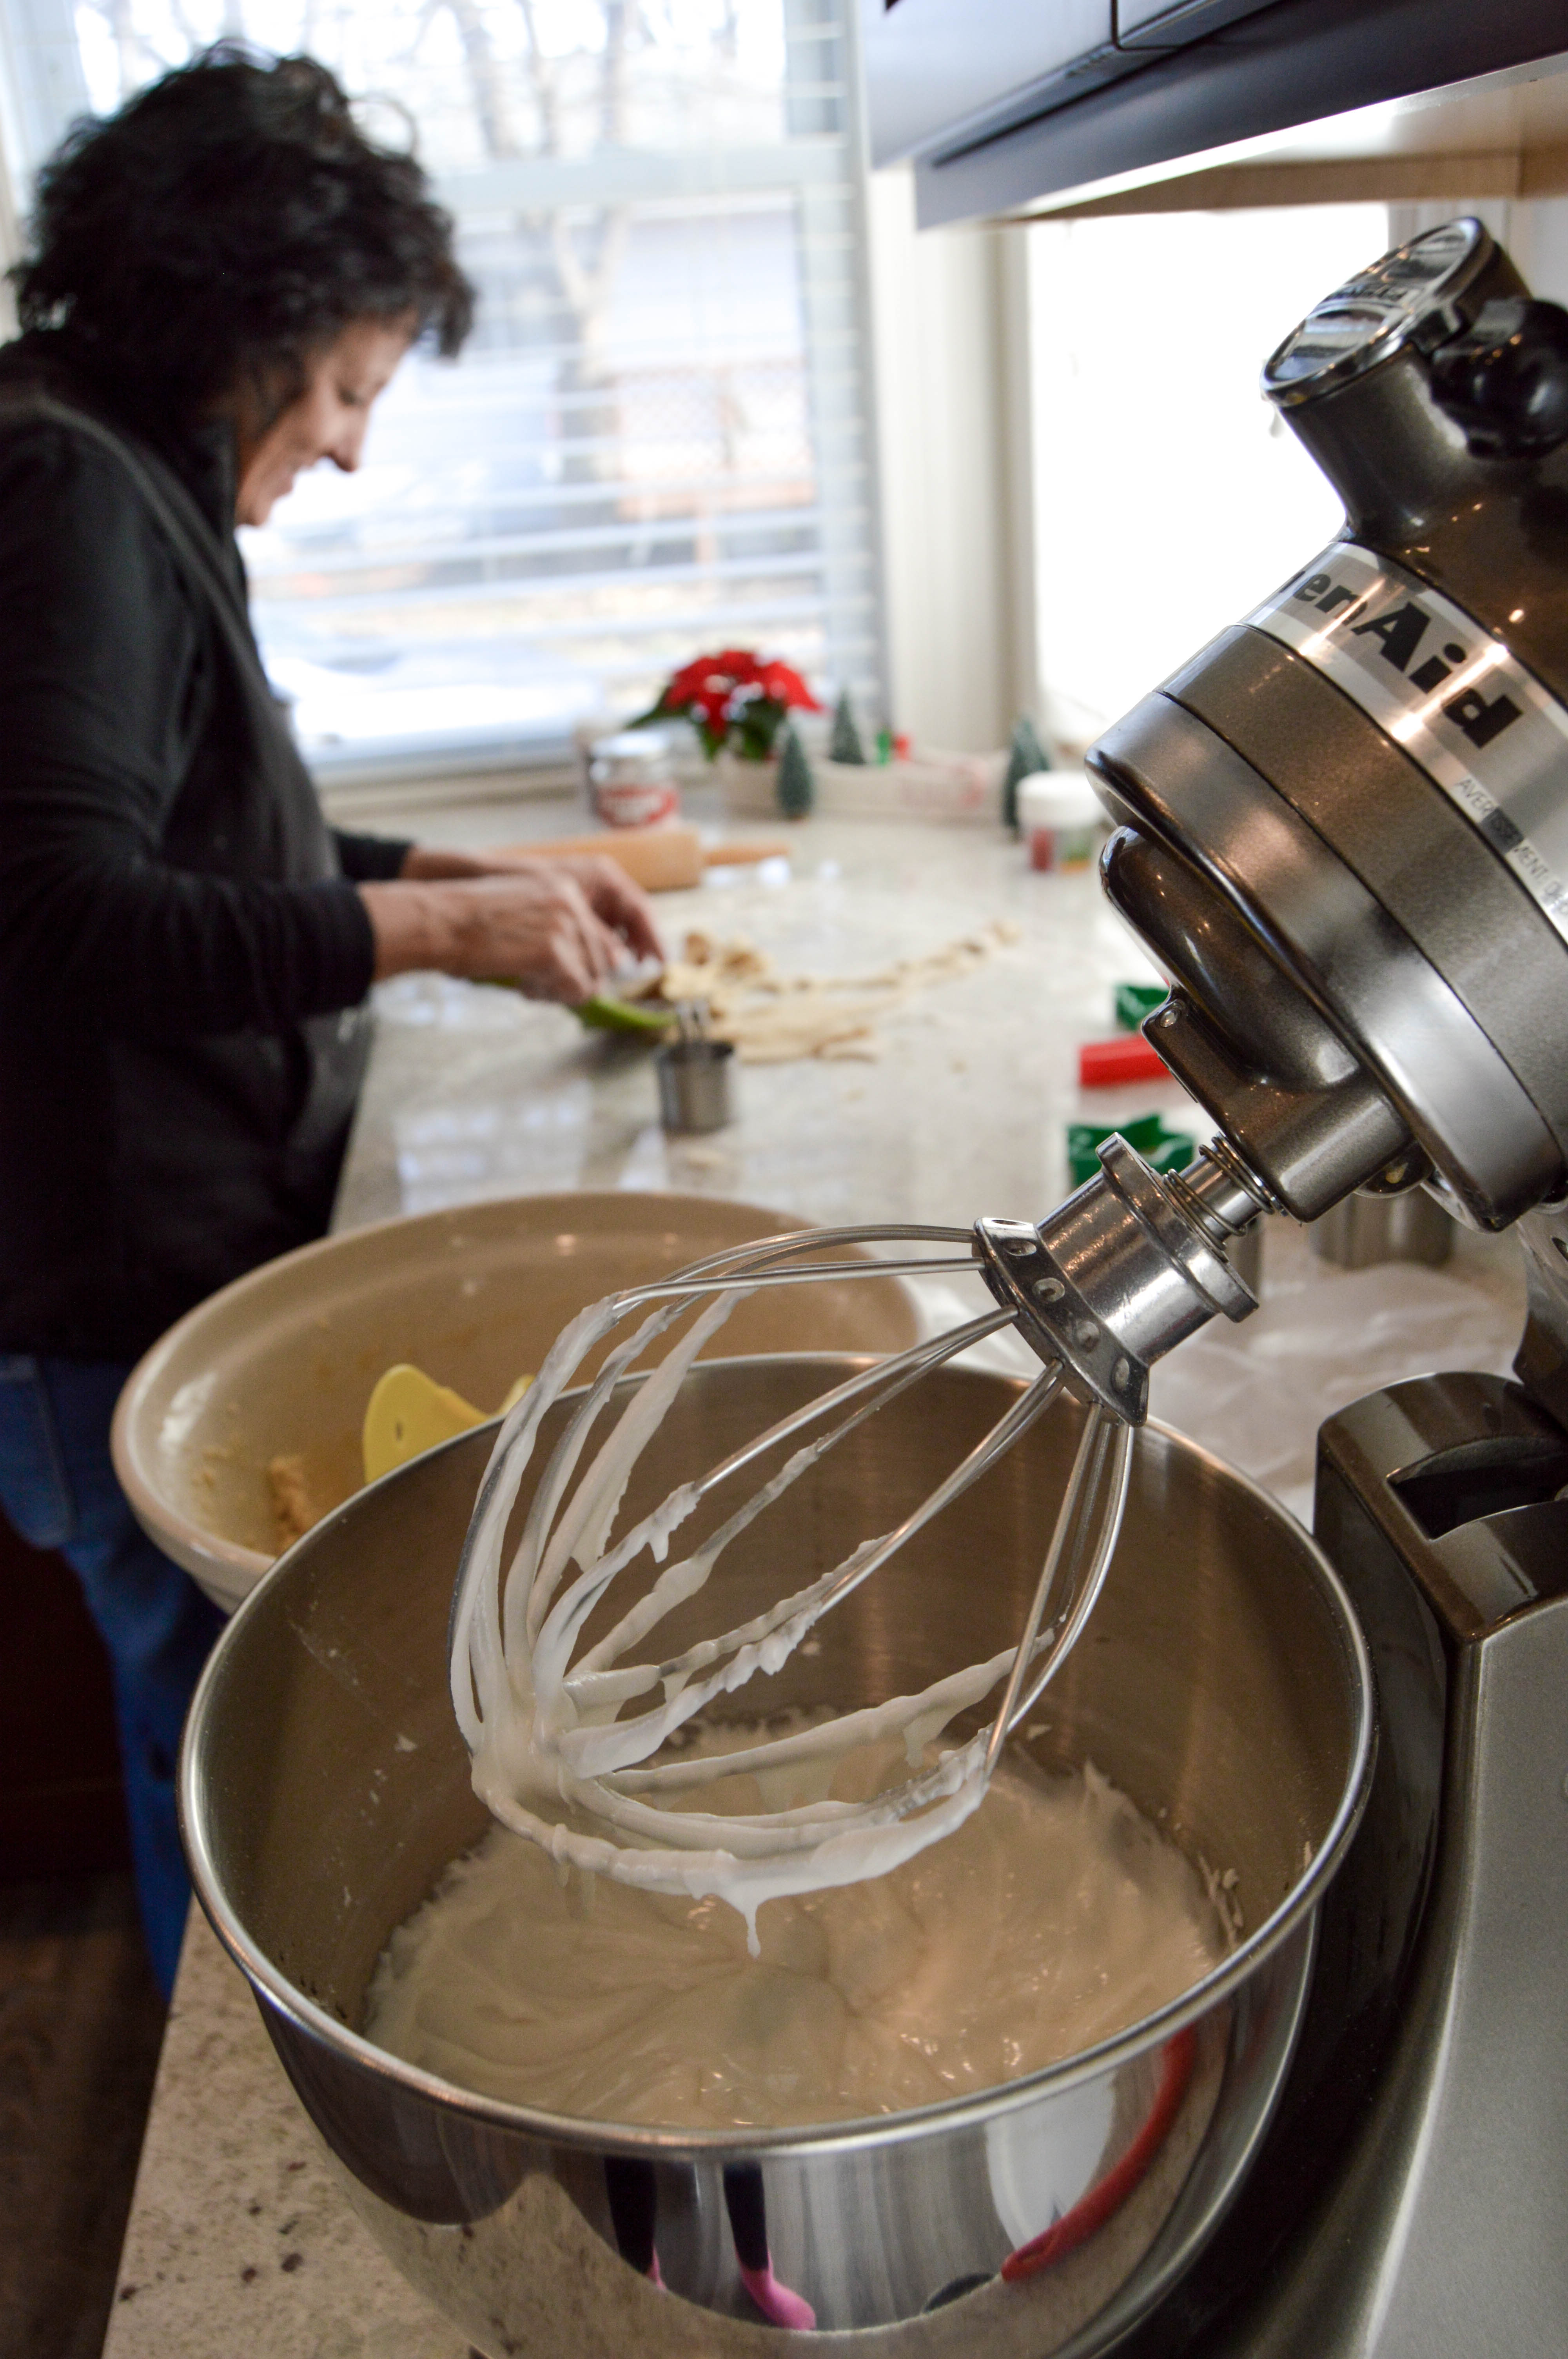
656, 920, 1020, 1064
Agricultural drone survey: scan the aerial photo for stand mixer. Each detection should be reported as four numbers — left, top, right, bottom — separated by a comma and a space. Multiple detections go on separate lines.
179, 217, 1568, 2358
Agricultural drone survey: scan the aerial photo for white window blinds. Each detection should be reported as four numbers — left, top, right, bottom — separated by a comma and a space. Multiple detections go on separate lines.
0, 0, 883, 783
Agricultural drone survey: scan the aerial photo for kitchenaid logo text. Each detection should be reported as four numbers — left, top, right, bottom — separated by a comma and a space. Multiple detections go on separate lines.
1289, 567, 1523, 751
1246, 539, 1568, 947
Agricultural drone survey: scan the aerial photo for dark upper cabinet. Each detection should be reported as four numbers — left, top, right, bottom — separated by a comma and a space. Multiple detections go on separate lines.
1115, 0, 1277, 44
861, 1, 1117, 170
864, 0, 1568, 226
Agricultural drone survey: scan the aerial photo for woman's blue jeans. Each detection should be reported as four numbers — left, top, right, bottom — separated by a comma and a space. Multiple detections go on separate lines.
0, 1354, 224, 1997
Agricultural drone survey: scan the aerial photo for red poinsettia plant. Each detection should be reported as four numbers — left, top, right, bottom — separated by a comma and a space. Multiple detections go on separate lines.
632, 648, 821, 761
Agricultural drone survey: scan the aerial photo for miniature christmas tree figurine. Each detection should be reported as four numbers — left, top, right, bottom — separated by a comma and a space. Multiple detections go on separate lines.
829, 688, 866, 765
775, 722, 815, 820
1002, 713, 1049, 832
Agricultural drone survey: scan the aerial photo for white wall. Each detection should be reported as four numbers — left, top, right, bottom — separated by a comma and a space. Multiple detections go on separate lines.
867, 162, 1038, 753
1389, 195, 1568, 304
867, 184, 1568, 765
1525, 199, 1568, 303
1026, 203, 1392, 751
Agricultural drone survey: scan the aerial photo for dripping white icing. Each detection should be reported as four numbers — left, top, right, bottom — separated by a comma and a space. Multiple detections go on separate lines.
365, 1743, 1227, 2132
448, 1286, 1080, 1947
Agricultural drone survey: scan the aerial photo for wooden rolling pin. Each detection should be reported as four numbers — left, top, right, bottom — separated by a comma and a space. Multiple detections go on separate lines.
501, 823, 788, 892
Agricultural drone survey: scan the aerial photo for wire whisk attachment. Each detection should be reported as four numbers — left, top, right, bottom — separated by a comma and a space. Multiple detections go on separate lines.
448, 1223, 1134, 1950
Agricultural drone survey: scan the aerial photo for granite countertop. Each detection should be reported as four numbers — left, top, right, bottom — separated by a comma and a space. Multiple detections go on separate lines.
102, 803, 1530, 2359
331, 808, 1195, 1238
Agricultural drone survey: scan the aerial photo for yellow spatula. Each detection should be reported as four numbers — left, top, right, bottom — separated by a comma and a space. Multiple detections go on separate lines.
362, 1365, 532, 1484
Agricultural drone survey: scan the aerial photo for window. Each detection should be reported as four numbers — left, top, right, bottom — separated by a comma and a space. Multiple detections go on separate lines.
0, 0, 883, 783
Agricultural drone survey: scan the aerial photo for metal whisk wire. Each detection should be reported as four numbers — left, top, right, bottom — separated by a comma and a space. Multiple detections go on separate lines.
448, 1222, 1136, 1927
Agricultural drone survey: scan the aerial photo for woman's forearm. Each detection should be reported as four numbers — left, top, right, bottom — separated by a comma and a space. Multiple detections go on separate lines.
397, 845, 495, 881
359, 880, 472, 977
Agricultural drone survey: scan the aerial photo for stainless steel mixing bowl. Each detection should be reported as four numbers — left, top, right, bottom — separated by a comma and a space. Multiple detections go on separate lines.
181, 1359, 1372, 2357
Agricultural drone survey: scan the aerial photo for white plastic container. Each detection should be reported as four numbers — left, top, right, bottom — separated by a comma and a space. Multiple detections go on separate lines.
1018, 770, 1103, 871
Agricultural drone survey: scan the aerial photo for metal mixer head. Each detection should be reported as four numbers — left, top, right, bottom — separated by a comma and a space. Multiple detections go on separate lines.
1085, 219, 1568, 1255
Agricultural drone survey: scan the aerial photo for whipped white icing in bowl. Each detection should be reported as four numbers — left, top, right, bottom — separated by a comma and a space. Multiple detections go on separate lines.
365, 1731, 1228, 2134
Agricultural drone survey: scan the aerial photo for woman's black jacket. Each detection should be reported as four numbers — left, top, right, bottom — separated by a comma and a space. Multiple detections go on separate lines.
0, 334, 410, 1361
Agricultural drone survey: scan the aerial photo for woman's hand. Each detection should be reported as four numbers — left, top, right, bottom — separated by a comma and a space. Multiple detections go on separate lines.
524, 854, 664, 965
360, 853, 663, 1003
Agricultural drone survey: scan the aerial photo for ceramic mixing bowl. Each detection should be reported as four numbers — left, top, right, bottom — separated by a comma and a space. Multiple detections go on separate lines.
181, 1359, 1372, 2356
112, 1193, 918, 1609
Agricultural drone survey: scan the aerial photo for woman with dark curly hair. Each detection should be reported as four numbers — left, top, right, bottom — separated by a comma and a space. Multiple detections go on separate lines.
0, 45, 660, 1994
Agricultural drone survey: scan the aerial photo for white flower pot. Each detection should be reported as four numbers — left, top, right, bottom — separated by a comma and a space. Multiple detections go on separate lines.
714, 749, 780, 818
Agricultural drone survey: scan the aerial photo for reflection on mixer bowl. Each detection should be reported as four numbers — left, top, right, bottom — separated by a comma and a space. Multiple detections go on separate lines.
181, 1361, 1371, 2357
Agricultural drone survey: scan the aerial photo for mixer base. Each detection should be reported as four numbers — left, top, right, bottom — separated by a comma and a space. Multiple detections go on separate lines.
1124, 1371, 1568, 2359
1199, 1603, 1568, 2355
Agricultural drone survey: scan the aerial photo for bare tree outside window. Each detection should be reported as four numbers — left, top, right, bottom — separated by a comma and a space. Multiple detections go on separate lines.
28, 0, 878, 781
